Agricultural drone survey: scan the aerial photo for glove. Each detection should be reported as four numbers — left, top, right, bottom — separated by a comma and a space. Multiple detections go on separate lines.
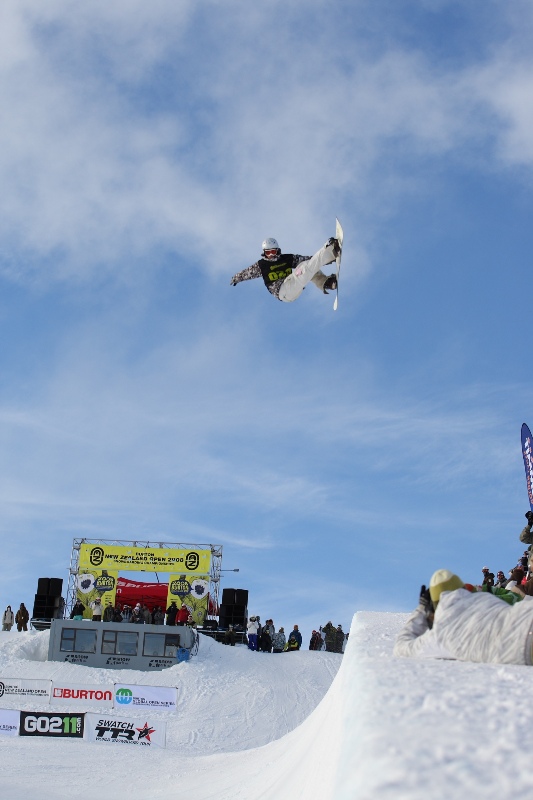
525, 511, 533, 526
419, 584, 434, 629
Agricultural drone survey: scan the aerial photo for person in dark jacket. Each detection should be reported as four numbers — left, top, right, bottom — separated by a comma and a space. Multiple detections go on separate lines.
166, 602, 178, 626
15, 603, 29, 632
288, 625, 302, 650
70, 601, 85, 620
309, 630, 323, 651
322, 621, 336, 652
334, 624, 345, 654
152, 606, 164, 625
103, 602, 114, 622
112, 605, 123, 623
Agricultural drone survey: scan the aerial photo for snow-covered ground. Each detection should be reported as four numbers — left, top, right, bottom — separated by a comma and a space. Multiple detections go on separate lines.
1, 613, 532, 799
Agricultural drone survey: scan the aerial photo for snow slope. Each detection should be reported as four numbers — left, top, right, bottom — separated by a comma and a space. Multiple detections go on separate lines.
2, 613, 533, 799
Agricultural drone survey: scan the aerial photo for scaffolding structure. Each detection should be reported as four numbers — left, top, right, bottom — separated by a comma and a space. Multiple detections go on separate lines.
65, 538, 223, 618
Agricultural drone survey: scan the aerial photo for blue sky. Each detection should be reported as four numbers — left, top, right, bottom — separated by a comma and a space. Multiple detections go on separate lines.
1, 1, 533, 636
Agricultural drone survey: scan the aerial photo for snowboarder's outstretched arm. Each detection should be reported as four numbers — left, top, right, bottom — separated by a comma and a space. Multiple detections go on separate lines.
230, 262, 261, 287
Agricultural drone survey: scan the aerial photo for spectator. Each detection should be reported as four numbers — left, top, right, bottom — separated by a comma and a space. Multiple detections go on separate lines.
287, 625, 302, 650
70, 601, 85, 620
309, 630, 323, 650
130, 604, 145, 624
519, 511, 533, 571
103, 602, 114, 622
335, 624, 345, 654
166, 601, 178, 626
264, 619, 275, 638
259, 624, 273, 652
90, 597, 103, 621
152, 606, 164, 625
112, 605, 123, 623
481, 567, 495, 588
322, 621, 336, 652
176, 603, 189, 626
271, 627, 286, 653
223, 625, 236, 646
121, 604, 132, 623
247, 616, 259, 651
142, 604, 152, 624
494, 571, 508, 589
2, 605, 14, 631
15, 603, 29, 632
394, 568, 532, 664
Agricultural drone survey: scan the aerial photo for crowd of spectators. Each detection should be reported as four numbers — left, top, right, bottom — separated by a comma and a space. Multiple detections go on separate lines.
67, 598, 196, 626
230, 616, 346, 654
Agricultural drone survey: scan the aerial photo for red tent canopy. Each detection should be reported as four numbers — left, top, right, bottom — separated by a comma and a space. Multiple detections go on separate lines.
115, 577, 168, 611
115, 577, 217, 615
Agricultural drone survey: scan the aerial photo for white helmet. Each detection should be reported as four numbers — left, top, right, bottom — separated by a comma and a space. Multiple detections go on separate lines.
262, 238, 280, 261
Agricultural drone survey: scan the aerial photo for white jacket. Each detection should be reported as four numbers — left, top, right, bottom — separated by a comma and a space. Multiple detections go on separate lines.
247, 620, 259, 635
394, 588, 533, 665
2, 609, 14, 625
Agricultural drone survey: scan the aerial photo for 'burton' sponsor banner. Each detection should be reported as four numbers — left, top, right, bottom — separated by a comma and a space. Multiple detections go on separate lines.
51, 683, 114, 707
113, 683, 177, 712
85, 712, 166, 747
0, 709, 20, 736
79, 543, 211, 574
0, 679, 51, 701
19, 711, 85, 738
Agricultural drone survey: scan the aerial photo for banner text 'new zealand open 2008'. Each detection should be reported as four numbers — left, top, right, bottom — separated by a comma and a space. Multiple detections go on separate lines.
79, 544, 211, 574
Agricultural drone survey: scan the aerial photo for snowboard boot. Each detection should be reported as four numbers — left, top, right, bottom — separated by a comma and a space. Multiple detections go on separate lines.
322, 273, 338, 294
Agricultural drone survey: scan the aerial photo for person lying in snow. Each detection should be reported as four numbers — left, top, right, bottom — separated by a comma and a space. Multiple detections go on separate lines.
393, 568, 533, 664
230, 237, 340, 303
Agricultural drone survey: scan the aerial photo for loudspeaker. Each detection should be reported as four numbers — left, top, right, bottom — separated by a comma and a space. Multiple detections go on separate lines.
37, 578, 50, 595
48, 578, 63, 597
219, 603, 247, 628
222, 588, 236, 605
235, 589, 248, 605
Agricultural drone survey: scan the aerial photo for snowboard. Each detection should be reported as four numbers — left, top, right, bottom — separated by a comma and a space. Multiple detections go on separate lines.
521, 423, 533, 511
333, 217, 344, 311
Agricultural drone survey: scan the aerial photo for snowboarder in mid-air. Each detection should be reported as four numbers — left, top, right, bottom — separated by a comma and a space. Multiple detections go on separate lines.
230, 236, 340, 303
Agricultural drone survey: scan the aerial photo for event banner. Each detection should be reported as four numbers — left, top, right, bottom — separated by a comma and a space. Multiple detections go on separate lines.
51, 682, 114, 708
79, 543, 211, 574
521, 423, 533, 512
85, 712, 166, 747
0, 679, 51, 701
19, 711, 85, 738
0, 709, 20, 737
76, 569, 118, 619
113, 683, 177, 712
166, 573, 210, 625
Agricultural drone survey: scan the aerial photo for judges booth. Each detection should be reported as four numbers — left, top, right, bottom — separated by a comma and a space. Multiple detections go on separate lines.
48, 619, 197, 671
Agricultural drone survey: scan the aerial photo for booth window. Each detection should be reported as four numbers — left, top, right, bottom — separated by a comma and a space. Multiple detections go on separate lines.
101, 630, 138, 656
60, 627, 97, 653
143, 633, 180, 657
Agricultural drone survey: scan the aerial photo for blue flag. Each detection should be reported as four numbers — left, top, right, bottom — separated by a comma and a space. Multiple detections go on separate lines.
521, 423, 533, 511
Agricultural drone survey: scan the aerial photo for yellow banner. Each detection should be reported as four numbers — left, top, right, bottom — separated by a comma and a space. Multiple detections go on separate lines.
79, 544, 211, 574
75, 569, 118, 620
166, 574, 210, 626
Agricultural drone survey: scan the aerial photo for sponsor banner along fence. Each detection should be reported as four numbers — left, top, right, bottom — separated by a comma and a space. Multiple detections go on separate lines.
113, 683, 177, 712
19, 711, 85, 738
0, 678, 51, 701
85, 713, 166, 747
51, 683, 114, 707
0, 709, 20, 737
0, 710, 167, 748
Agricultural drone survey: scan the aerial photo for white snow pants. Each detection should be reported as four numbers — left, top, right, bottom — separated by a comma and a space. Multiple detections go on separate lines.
278, 243, 337, 303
